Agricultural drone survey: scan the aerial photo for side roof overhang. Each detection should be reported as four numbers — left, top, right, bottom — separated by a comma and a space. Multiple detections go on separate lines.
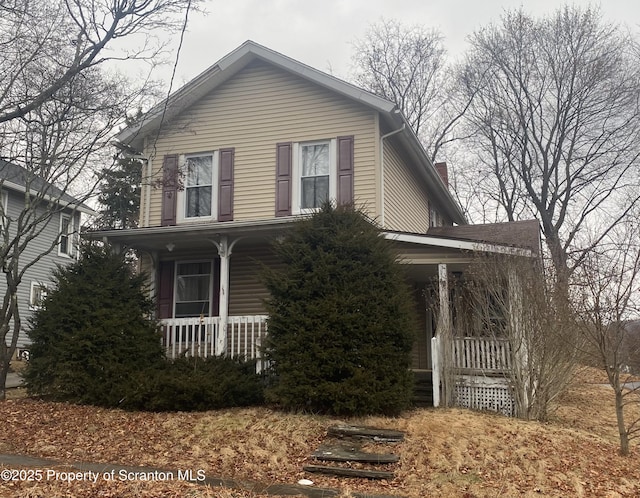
116, 40, 466, 226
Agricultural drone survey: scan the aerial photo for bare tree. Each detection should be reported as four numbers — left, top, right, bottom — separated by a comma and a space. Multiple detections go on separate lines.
0, 0, 200, 399
573, 219, 640, 455
452, 255, 580, 421
458, 6, 640, 292
350, 19, 472, 161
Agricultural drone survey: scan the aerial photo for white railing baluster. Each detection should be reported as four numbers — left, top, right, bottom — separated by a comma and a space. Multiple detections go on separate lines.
159, 315, 267, 369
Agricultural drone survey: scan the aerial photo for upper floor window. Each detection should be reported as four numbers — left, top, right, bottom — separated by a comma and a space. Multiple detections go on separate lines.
185, 154, 214, 218
58, 213, 75, 257
293, 140, 336, 214
430, 206, 442, 228
301, 143, 330, 209
162, 148, 234, 226
0, 190, 7, 234
177, 152, 218, 222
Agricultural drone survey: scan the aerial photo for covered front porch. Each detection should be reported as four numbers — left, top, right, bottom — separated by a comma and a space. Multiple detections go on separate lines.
93, 219, 540, 415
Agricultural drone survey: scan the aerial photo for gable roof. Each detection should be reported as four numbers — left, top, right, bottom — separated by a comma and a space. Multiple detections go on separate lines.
0, 159, 94, 214
116, 40, 466, 225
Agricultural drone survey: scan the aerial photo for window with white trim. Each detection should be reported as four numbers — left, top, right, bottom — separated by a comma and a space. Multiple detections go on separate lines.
430, 206, 442, 227
0, 190, 7, 233
178, 152, 217, 221
58, 213, 74, 257
174, 261, 212, 318
293, 140, 336, 214
29, 282, 47, 310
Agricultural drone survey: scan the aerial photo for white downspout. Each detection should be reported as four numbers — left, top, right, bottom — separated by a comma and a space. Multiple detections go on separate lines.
380, 120, 405, 227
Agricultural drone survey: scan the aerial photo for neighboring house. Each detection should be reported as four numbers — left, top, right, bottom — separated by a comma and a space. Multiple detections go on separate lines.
90, 41, 541, 415
0, 159, 93, 357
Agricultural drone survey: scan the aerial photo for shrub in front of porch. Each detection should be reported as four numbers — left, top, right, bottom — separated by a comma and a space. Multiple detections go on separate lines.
24, 243, 165, 407
123, 355, 264, 411
262, 203, 417, 416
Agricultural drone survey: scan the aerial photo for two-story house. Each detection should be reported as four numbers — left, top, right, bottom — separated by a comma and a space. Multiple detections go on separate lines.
1, 159, 92, 358
92, 41, 541, 415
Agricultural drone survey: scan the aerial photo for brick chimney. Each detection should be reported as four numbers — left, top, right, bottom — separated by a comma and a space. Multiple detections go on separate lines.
435, 162, 448, 188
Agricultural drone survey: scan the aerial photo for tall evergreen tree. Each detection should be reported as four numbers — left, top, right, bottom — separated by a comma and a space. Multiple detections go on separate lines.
96, 157, 143, 229
263, 203, 417, 416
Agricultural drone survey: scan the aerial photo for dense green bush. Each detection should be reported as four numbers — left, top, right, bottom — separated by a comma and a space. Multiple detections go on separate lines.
262, 203, 417, 416
123, 355, 264, 412
24, 242, 265, 412
24, 243, 165, 406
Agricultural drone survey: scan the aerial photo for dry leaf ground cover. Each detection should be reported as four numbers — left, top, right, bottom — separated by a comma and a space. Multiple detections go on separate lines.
0, 367, 639, 497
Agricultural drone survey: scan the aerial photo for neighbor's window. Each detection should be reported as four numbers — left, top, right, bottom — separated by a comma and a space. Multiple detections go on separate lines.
29, 282, 47, 309
174, 261, 212, 317
58, 214, 73, 256
184, 154, 213, 218
0, 190, 7, 234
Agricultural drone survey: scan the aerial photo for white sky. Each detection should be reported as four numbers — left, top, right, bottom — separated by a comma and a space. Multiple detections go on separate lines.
156, 0, 640, 88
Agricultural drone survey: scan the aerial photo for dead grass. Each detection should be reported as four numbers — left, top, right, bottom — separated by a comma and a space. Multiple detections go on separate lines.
0, 370, 639, 497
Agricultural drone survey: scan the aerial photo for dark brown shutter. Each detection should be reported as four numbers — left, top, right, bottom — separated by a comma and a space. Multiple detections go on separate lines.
275, 142, 292, 217
337, 136, 354, 206
157, 261, 175, 319
218, 148, 234, 222
161, 154, 179, 226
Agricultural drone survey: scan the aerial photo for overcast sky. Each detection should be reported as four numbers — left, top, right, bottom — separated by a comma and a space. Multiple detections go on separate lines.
153, 0, 640, 89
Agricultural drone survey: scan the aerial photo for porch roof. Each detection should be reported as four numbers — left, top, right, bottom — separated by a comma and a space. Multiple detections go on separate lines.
84, 217, 299, 253
87, 218, 540, 265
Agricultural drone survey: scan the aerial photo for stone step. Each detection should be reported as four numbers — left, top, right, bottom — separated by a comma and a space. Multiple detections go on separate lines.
303, 464, 395, 480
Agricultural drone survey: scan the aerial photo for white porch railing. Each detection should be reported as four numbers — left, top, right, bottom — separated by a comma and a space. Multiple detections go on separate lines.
452, 336, 512, 373
160, 315, 268, 371
432, 335, 515, 416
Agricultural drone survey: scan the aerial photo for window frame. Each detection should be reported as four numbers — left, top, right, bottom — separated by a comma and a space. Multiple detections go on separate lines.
292, 139, 337, 215
0, 190, 7, 234
177, 151, 218, 223
173, 259, 214, 318
29, 281, 48, 310
58, 212, 75, 258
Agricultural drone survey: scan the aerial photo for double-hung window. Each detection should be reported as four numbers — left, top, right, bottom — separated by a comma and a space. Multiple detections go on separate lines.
174, 261, 212, 318
58, 213, 74, 257
293, 140, 336, 214
184, 154, 215, 219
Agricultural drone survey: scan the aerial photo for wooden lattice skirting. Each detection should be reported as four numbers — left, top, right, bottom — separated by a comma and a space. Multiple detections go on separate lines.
453, 375, 515, 417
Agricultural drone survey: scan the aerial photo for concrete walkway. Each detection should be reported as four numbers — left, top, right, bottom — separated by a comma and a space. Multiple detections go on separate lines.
0, 452, 402, 498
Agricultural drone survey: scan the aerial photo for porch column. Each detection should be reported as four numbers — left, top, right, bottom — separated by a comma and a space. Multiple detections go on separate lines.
212, 236, 240, 356
435, 263, 453, 407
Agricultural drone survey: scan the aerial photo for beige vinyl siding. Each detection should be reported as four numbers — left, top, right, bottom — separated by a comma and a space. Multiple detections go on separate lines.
144, 61, 378, 227
384, 140, 430, 233
228, 243, 281, 316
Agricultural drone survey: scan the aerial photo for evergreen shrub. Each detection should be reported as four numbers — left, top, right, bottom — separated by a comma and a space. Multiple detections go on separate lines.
262, 203, 417, 416
24, 243, 265, 412
24, 243, 164, 406
123, 356, 264, 411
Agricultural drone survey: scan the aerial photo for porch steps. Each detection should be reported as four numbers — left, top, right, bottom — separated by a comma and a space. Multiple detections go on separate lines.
303, 425, 404, 481
413, 370, 433, 407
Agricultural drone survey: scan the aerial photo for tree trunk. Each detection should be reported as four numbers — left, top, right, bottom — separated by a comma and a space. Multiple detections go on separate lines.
0, 346, 8, 401
614, 387, 630, 455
